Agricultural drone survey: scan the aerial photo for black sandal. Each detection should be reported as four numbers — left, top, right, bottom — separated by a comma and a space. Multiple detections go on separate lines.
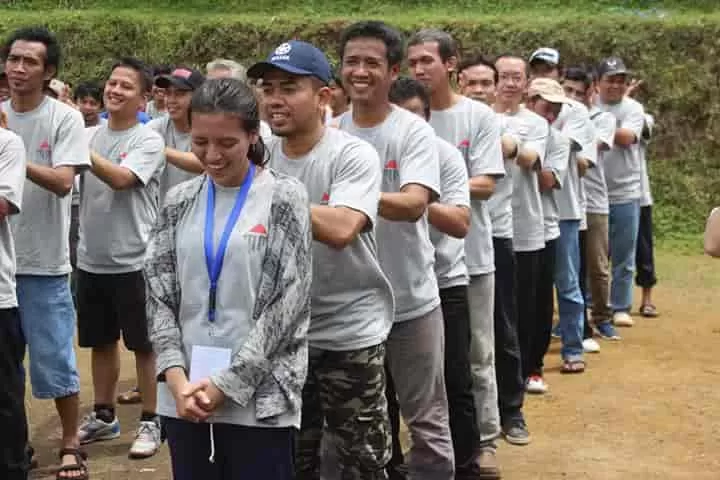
57, 447, 89, 480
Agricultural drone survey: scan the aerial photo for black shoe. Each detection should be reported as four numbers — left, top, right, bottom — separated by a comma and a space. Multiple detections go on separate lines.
502, 417, 531, 446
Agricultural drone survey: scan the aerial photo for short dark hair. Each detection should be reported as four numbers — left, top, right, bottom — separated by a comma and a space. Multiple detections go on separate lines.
389, 76, 430, 120
152, 64, 173, 78
339, 21, 404, 67
73, 81, 104, 105
407, 29, 458, 62
458, 53, 498, 83
110, 57, 153, 93
1, 26, 61, 73
190, 78, 267, 167
563, 66, 593, 90
494, 53, 529, 76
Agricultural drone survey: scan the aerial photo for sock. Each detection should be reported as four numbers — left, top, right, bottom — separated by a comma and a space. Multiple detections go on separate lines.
94, 404, 115, 423
140, 411, 158, 423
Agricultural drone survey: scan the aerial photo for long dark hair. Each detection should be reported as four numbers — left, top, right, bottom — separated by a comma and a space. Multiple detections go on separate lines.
189, 78, 266, 166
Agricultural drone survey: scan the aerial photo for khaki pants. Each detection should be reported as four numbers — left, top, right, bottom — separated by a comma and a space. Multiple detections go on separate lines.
585, 213, 611, 324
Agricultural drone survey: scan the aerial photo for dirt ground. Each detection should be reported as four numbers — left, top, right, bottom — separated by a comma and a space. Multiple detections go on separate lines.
27, 250, 720, 479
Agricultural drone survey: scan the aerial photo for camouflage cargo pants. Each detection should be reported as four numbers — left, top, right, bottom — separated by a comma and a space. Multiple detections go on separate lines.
296, 343, 391, 480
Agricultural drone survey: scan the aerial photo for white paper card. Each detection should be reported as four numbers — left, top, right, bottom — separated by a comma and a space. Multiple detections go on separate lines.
189, 345, 232, 383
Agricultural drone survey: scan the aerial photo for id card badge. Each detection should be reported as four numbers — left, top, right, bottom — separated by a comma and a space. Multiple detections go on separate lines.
189, 345, 232, 382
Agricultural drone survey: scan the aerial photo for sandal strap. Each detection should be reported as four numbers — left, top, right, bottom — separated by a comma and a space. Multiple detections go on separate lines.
59, 447, 88, 461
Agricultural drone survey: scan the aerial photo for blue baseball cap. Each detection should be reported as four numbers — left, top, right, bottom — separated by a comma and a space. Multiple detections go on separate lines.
247, 40, 332, 84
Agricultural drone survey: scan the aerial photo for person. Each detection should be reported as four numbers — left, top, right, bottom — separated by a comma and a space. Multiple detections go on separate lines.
390, 75, 485, 478
149, 67, 206, 200
528, 47, 561, 81
595, 56, 646, 328
636, 113, 659, 317
457, 54, 498, 104
76, 57, 164, 459
145, 77, 312, 480
336, 21, 454, 480
407, 29, 510, 476
2, 26, 91, 480
74, 81, 105, 128
328, 73, 350, 118
250, 40, 393, 479
0, 64, 9, 102
0, 119, 29, 480
146, 64, 171, 119
492, 55, 549, 395
206, 58, 247, 81
704, 207, 720, 257
563, 66, 620, 342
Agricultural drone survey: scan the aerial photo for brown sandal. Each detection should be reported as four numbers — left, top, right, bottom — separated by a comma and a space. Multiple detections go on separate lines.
640, 304, 659, 318
560, 360, 586, 374
56, 448, 88, 480
117, 387, 142, 405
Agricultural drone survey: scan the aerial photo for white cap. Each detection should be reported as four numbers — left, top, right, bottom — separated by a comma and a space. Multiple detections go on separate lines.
529, 47, 560, 66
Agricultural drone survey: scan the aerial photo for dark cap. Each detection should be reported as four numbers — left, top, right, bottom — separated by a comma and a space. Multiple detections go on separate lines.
247, 40, 332, 84
597, 56, 629, 78
155, 67, 205, 91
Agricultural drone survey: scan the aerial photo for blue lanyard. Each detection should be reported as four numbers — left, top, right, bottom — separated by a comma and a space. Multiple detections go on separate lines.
204, 163, 256, 323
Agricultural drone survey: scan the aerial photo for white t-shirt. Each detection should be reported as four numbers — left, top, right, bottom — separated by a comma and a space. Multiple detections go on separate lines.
148, 116, 196, 200
596, 96, 645, 204
3, 97, 90, 275
541, 127, 570, 241
429, 96, 504, 276
639, 114, 654, 207
488, 113, 522, 240
266, 128, 394, 351
78, 123, 165, 273
0, 129, 26, 308
429, 136, 470, 289
585, 108, 616, 215
338, 105, 442, 322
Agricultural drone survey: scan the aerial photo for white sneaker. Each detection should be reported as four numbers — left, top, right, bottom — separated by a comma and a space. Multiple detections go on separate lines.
583, 338, 601, 353
129, 420, 162, 459
525, 375, 548, 394
613, 312, 634, 327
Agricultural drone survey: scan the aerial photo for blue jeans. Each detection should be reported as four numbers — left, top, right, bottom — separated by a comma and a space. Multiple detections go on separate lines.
609, 201, 641, 313
554, 221, 584, 362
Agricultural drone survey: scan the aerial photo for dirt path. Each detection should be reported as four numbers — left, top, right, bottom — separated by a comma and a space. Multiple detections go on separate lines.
27, 250, 720, 479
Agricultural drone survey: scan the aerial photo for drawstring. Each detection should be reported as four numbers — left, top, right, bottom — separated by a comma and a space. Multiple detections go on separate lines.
208, 423, 216, 463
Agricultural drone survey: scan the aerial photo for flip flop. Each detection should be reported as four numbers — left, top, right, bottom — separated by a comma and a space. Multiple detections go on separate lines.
640, 304, 659, 318
560, 359, 586, 374
117, 387, 142, 405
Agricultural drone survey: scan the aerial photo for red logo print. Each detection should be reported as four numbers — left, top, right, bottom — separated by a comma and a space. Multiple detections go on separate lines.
385, 160, 398, 170
39, 140, 50, 151
119, 152, 128, 160
249, 224, 267, 235
458, 139, 470, 148
320, 192, 330, 204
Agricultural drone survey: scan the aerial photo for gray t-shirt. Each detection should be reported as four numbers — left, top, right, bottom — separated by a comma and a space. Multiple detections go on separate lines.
148, 116, 196, 200
3, 97, 90, 275
429, 136, 470, 289
640, 114, 655, 207
338, 105, 441, 322
157, 169, 298, 428
596, 97, 645, 204
266, 128, 394, 351
585, 108, 616, 215
430, 96, 504, 276
145, 100, 167, 120
509, 107, 548, 252
488, 113, 522, 239
541, 128, 570, 241
78, 123, 164, 273
0, 129, 26, 308
555, 100, 595, 222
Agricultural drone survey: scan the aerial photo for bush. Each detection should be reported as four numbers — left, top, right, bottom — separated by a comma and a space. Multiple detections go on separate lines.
1, 9, 718, 241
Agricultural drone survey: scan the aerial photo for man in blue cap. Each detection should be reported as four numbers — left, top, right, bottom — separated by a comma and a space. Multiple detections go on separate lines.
249, 40, 394, 480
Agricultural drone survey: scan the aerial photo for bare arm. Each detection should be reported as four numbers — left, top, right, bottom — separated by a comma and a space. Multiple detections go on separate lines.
704, 208, 720, 258
310, 205, 369, 250
428, 203, 470, 239
614, 128, 638, 148
90, 151, 140, 191
469, 175, 497, 200
26, 163, 75, 197
517, 147, 540, 170
577, 157, 591, 177
165, 147, 205, 174
538, 169, 559, 192
501, 134, 518, 159
379, 184, 432, 222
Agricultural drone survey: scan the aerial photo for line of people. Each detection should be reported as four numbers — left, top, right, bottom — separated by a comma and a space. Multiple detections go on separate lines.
0, 21, 661, 480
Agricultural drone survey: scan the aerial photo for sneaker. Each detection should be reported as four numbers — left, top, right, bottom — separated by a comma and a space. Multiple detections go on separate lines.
78, 412, 120, 445
613, 311, 634, 327
596, 321, 621, 340
583, 338, 601, 353
502, 417, 531, 446
457, 448, 501, 480
128, 420, 162, 459
525, 375, 548, 394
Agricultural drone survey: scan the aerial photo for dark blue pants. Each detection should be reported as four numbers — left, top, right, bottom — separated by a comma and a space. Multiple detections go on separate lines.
0, 308, 29, 480
163, 417, 296, 480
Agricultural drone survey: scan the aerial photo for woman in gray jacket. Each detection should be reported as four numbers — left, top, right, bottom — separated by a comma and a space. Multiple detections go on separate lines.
144, 78, 312, 479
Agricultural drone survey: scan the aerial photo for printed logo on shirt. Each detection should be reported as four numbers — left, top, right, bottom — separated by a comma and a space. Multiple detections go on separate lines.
245, 224, 267, 252
320, 192, 330, 205
384, 159, 399, 183
119, 152, 128, 160
458, 138, 470, 161
37, 140, 51, 164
